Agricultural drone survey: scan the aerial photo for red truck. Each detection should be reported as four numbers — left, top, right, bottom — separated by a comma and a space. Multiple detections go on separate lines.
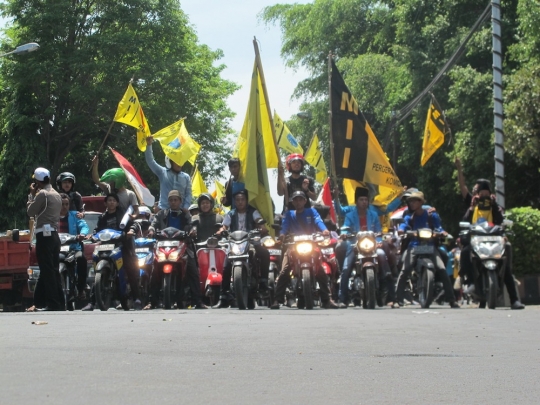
0, 196, 105, 311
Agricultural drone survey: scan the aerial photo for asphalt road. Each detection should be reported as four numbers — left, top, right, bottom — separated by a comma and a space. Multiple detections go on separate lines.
1, 305, 539, 405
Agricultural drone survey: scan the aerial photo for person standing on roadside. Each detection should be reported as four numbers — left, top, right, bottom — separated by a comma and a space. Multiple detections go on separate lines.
26, 167, 63, 312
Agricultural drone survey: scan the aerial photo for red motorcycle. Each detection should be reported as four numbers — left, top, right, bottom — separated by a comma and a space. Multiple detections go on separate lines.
319, 236, 340, 301
154, 227, 190, 309
196, 236, 227, 306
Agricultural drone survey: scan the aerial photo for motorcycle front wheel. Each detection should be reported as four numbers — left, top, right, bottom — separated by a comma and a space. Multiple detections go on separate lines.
486, 271, 498, 309
163, 273, 173, 309
95, 262, 113, 311
302, 269, 313, 310
364, 269, 376, 309
419, 268, 434, 309
233, 266, 248, 310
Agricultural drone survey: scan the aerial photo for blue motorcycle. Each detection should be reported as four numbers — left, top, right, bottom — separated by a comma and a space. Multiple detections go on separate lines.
134, 237, 156, 306
92, 229, 129, 311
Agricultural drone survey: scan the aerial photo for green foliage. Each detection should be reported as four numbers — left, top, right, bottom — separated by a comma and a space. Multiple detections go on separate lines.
507, 207, 540, 276
0, 0, 238, 229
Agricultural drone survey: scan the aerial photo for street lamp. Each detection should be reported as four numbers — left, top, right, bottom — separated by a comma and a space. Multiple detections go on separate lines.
0, 42, 40, 58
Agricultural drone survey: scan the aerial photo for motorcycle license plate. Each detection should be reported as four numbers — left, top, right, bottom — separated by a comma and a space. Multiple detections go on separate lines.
157, 241, 180, 247
267, 249, 281, 255
96, 244, 115, 251
135, 248, 150, 253
321, 248, 334, 255
60, 246, 70, 252
413, 245, 434, 255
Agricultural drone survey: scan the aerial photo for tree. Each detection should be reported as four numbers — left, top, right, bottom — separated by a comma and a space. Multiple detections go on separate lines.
0, 0, 238, 229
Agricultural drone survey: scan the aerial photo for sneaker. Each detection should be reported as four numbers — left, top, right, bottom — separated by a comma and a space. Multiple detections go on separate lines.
511, 301, 525, 310
270, 300, 280, 310
195, 302, 208, 309
322, 299, 339, 309
81, 303, 94, 311
133, 299, 142, 310
337, 301, 348, 309
449, 301, 460, 309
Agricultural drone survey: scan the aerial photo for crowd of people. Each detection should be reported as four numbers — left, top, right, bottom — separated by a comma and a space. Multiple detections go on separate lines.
25, 148, 525, 312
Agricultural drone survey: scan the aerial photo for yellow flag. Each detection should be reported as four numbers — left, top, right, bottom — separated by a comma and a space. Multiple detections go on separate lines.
114, 84, 151, 152
304, 133, 327, 184
235, 61, 276, 235
421, 100, 446, 166
343, 178, 401, 207
153, 119, 201, 167
234, 63, 279, 169
191, 166, 208, 197
274, 110, 303, 154
211, 180, 228, 214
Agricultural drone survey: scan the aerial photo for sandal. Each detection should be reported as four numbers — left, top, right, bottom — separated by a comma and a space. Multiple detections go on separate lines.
142, 303, 152, 310
25, 305, 37, 312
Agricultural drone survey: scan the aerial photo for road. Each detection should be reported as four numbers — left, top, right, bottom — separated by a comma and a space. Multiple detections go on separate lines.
1, 305, 539, 405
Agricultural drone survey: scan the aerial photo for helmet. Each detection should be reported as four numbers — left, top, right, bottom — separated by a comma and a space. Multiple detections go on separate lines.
56, 172, 76, 189
138, 206, 152, 219
188, 204, 199, 212
100, 168, 126, 189
286, 153, 305, 171
197, 193, 214, 210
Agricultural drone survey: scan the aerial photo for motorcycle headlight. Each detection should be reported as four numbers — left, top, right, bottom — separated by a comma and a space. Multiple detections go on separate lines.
99, 231, 113, 242
471, 236, 504, 259
296, 242, 313, 255
168, 250, 180, 261
263, 238, 276, 247
357, 236, 376, 253
319, 238, 331, 247
138, 258, 146, 267
231, 241, 248, 255
418, 228, 433, 239
156, 251, 167, 262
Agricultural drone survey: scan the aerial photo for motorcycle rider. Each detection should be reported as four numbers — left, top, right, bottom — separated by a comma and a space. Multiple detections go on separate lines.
459, 179, 524, 309
147, 190, 207, 309
396, 191, 459, 308
144, 136, 192, 211
277, 153, 316, 211
270, 191, 339, 309
214, 189, 270, 308
91, 156, 139, 218
221, 158, 245, 208
58, 193, 90, 300
190, 194, 223, 242
333, 186, 397, 308
56, 172, 84, 218
82, 193, 142, 311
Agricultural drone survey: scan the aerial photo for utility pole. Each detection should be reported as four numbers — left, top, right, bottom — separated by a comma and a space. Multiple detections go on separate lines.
492, 0, 505, 209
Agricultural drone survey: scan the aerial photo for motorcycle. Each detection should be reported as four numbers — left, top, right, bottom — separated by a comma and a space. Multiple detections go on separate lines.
402, 228, 442, 308
224, 228, 263, 310
134, 237, 156, 307
318, 235, 340, 302
196, 236, 227, 307
284, 233, 327, 310
58, 233, 80, 311
154, 227, 191, 309
350, 231, 381, 309
92, 229, 130, 311
459, 220, 509, 309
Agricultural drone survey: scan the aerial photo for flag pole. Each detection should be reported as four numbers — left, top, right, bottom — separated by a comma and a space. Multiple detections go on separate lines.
253, 36, 288, 210
327, 52, 338, 187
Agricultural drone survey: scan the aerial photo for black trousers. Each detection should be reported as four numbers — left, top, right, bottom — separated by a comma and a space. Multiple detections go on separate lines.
274, 254, 331, 304
221, 245, 270, 296
34, 232, 64, 310
74, 251, 87, 291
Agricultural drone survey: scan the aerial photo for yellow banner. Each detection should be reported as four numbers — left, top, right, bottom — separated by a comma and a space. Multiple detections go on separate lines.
304, 133, 327, 184
155, 120, 201, 167
191, 166, 208, 197
421, 100, 446, 166
113, 84, 151, 152
274, 110, 303, 154
343, 178, 400, 207
235, 61, 276, 235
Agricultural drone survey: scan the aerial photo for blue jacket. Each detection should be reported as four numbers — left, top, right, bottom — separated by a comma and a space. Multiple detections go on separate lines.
280, 208, 327, 236
334, 200, 382, 234
399, 209, 445, 247
145, 146, 192, 210
66, 211, 90, 251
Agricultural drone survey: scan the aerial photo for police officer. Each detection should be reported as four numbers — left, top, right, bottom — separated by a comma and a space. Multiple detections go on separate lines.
27, 167, 63, 311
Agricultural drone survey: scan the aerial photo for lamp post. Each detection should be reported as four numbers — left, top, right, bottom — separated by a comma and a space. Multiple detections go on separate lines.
0, 42, 40, 58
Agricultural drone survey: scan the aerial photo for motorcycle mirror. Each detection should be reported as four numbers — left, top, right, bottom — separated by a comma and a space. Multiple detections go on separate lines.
459, 222, 471, 229
256, 218, 266, 225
